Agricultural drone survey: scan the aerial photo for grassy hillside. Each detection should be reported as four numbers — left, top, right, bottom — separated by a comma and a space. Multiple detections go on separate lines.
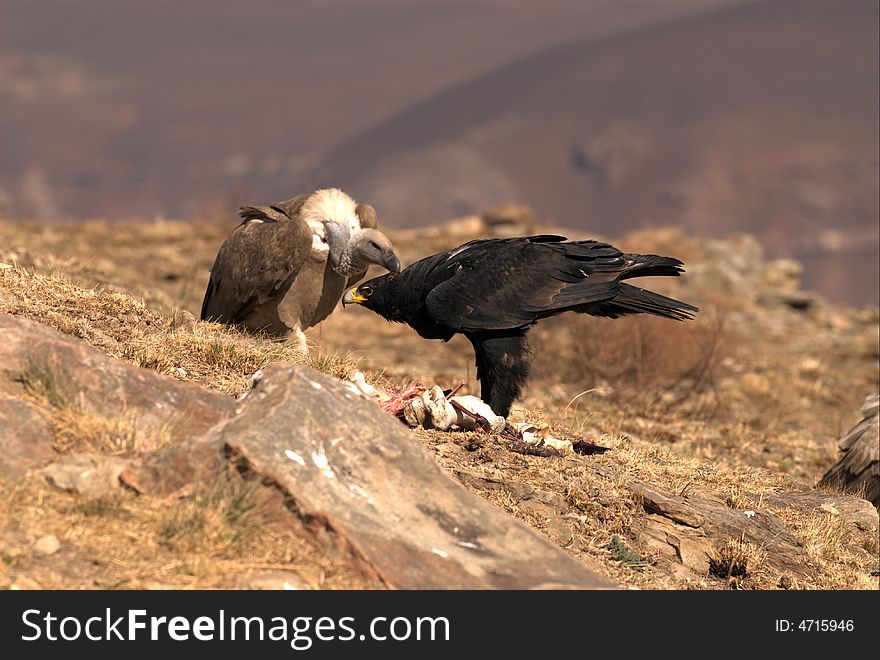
0, 215, 877, 590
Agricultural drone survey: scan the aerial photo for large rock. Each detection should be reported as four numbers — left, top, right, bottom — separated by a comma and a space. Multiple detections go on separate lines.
0, 314, 235, 447
195, 364, 614, 589
632, 482, 814, 578
0, 395, 56, 479
763, 491, 878, 533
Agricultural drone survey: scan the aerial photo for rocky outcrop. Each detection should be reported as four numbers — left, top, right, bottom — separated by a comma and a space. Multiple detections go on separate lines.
635, 483, 877, 580
0, 314, 616, 588
452, 459, 878, 586
129, 364, 616, 589
633, 482, 811, 577
0, 395, 55, 479
0, 314, 235, 456
2, 311, 876, 589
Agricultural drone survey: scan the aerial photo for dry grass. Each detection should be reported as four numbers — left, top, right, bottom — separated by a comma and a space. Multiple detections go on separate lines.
777, 508, 878, 590
0, 470, 381, 590
0, 265, 360, 396
51, 410, 144, 455
532, 311, 729, 406
20, 357, 76, 409
159, 480, 279, 557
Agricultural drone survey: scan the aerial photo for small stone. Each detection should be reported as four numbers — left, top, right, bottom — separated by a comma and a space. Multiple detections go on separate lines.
171, 309, 196, 331
33, 534, 60, 558
236, 572, 311, 590
435, 442, 460, 458
544, 517, 575, 547
10, 575, 42, 590
44, 453, 130, 497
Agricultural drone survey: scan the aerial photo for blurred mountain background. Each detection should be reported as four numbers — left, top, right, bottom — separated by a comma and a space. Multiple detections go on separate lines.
1, 0, 877, 304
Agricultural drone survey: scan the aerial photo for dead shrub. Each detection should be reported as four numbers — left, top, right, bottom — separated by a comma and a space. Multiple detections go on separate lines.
709, 537, 765, 582
532, 309, 731, 407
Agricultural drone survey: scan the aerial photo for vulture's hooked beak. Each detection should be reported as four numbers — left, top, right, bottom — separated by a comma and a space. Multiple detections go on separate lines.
384, 252, 401, 273
342, 287, 366, 307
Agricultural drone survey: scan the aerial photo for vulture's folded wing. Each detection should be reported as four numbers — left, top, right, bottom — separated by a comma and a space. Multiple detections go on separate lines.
201, 215, 313, 324
237, 204, 289, 225
355, 203, 378, 230
819, 393, 879, 505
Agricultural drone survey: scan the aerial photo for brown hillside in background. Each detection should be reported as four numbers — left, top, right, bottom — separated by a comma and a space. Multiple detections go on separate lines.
318, 0, 879, 304
1, 0, 877, 304
0, 0, 730, 220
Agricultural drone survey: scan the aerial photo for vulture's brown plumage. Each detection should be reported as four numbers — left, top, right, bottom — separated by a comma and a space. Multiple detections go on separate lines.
819, 393, 879, 506
201, 188, 400, 350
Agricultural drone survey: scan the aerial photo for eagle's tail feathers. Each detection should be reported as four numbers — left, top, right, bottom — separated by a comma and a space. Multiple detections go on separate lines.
620, 254, 686, 280
578, 283, 698, 321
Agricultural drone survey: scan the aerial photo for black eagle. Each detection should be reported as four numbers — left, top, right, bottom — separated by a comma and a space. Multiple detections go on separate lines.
343, 235, 698, 417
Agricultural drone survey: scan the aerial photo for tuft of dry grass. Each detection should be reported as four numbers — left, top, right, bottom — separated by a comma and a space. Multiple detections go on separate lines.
159, 479, 275, 557
51, 410, 143, 455
708, 537, 766, 584
532, 311, 730, 407
20, 357, 75, 409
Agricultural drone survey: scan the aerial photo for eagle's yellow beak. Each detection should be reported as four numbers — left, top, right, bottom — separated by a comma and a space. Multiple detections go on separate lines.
342, 287, 367, 306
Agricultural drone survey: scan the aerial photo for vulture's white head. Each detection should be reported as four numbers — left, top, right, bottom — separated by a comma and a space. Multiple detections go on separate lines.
323, 222, 400, 276
304, 188, 401, 276
301, 188, 362, 239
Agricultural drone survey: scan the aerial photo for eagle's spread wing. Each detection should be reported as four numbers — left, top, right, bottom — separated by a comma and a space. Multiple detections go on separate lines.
424, 236, 626, 331
200, 209, 313, 324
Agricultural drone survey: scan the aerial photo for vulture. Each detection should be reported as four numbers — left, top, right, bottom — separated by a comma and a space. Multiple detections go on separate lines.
201, 188, 400, 351
818, 392, 879, 507
343, 234, 698, 417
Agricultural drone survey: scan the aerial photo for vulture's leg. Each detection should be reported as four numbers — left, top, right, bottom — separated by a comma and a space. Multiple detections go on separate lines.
291, 327, 308, 356
466, 331, 532, 417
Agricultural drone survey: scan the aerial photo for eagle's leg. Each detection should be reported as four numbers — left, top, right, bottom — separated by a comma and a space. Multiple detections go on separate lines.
466, 331, 532, 418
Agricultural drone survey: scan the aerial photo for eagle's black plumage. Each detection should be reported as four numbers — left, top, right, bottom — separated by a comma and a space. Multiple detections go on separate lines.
343, 235, 698, 417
